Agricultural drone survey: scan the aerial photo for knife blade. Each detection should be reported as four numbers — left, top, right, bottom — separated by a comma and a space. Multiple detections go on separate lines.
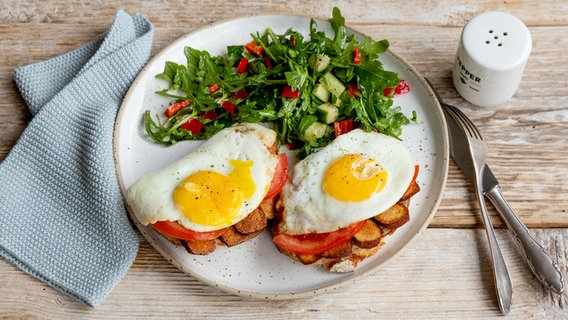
435, 83, 564, 294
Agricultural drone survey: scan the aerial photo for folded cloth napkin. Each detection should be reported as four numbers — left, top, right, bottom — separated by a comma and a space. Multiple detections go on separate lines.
0, 10, 153, 307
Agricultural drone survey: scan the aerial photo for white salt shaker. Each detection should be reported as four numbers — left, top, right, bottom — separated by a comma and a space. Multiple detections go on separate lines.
452, 11, 532, 107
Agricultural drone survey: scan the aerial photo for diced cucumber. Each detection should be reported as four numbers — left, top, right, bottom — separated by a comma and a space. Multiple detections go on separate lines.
299, 115, 327, 142
316, 103, 339, 124
331, 95, 342, 107
304, 122, 327, 142
320, 72, 345, 98
312, 83, 330, 102
309, 54, 331, 72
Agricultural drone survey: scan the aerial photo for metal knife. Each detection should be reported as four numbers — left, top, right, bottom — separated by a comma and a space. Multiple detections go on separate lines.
427, 79, 564, 294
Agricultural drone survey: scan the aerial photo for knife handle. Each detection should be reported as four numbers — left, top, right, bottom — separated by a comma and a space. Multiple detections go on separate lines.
485, 186, 565, 294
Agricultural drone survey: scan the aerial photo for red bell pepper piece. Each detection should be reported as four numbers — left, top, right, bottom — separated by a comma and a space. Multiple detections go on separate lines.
264, 56, 273, 70
290, 36, 296, 47
383, 79, 410, 96
333, 119, 354, 137
281, 85, 299, 98
231, 90, 249, 100
353, 48, 361, 64
237, 57, 248, 73
181, 118, 202, 134
220, 101, 235, 115
208, 83, 219, 93
201, 111, 218, 120
348, 83, 361, 97
244, 40, 264, 57
165, 100, 190, 117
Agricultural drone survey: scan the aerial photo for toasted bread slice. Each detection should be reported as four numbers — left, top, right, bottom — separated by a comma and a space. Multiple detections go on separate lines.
325, 244, 383, 272
182, 239, 217, 255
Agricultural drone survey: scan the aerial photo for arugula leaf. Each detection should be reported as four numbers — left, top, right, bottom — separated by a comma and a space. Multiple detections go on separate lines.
155, 61, 179, 84
329, 7, 345, 36
284, 61, 308, 90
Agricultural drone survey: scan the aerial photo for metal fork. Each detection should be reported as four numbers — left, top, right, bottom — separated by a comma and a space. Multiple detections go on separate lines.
443, 103, 513, 315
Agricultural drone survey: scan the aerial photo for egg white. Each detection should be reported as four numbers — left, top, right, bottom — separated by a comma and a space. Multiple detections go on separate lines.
126, 123, 278, 232
280, 129, 415, 235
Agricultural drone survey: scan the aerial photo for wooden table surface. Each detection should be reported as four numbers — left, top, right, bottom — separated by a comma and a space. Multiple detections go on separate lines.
1, 0, 567, 318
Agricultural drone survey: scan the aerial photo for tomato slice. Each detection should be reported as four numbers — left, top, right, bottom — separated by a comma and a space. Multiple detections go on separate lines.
400, 164, 420, 200
411, 164, 419, 183
264, 153, 288, 200
151, 221, 227, 241
272, 220, 366, 255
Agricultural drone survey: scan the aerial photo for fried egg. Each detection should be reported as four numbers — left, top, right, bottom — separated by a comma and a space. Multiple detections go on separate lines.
126, 123, 279, 232
280, 129, 415, 235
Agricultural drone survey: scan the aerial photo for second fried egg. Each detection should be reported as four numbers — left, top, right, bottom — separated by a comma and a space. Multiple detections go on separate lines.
280, 129, 415, 235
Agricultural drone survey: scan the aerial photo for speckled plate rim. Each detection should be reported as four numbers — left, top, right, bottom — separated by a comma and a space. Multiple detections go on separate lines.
113, 12, 449, 300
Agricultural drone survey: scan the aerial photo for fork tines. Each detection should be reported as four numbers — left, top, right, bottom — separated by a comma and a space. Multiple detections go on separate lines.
443, 103, 484, 141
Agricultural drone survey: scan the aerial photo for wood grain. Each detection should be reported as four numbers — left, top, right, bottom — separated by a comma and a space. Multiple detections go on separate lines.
0, 229, 566, 319
1, 0, 567, 318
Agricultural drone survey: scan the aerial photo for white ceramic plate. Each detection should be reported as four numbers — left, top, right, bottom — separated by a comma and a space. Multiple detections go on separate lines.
114, 13, 449, 299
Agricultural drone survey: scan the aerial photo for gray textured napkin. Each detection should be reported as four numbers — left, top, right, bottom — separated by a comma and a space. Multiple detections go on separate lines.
0, 10, 153, 307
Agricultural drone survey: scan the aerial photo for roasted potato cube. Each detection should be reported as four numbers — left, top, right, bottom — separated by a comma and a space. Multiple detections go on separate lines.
321, 240, 352, 259
374, 203, 410, 229
353, 219, 383, 249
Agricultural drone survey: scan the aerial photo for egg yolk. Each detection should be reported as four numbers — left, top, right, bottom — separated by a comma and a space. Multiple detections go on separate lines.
322, 154, 388, 202
173, 159, 256, 226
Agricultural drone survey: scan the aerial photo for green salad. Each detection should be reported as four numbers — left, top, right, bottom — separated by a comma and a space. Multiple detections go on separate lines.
144, 7, 416, 159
